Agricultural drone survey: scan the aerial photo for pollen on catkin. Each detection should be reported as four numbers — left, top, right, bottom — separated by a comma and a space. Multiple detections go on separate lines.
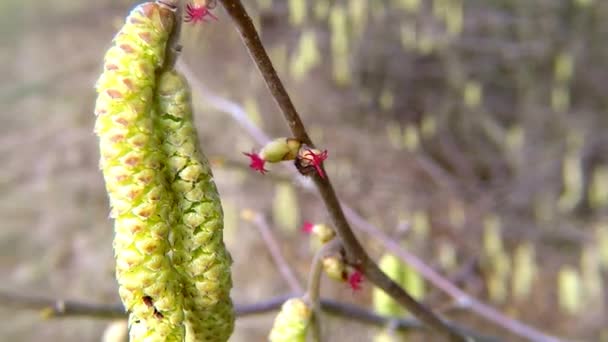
154, 69, 234, 341
94, 2, 185, 341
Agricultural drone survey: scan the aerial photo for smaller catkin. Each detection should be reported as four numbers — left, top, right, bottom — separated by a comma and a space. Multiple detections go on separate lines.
268, 298, 312, 342
155, 70, 234, 341
94, 3, 184, 341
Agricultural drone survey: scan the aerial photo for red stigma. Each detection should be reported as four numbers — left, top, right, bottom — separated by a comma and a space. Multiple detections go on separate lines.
243, 152, 268, 174
303, 149, 328, 179
348, 270, 364, 291
185, 2, 218, 23
301, 221, 314, 234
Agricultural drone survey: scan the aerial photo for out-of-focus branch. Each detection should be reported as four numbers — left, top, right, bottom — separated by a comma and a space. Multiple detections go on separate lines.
215, 1, 466, 340
304, 239, 342, 342
0, 290, 498, 341
241, 209, 303, 294
0, 291, 124, 319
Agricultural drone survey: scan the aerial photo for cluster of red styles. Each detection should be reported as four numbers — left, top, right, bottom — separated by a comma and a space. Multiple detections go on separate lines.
301, 222, 364, 292
184, 1, 218, 23
184, 1, 361, 291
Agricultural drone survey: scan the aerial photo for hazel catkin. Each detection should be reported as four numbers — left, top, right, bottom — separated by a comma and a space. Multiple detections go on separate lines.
94, 3, 185, 341
154, 70, 234, 341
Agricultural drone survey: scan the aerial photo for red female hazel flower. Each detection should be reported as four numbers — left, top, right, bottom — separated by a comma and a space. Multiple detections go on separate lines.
301, 149, 328, 179
301, 221, 335, 243
348, 270, 364, 291
185, 1, 218, 23
301, 221, 314, 234
243, 152, 268, 174
243, 138, 302, 175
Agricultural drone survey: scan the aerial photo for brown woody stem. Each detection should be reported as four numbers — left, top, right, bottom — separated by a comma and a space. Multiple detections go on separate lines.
216, 1, 467, 340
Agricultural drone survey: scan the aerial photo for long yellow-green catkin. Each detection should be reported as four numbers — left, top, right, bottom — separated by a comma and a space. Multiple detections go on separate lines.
155, 70, 234, 341
269, 298, 312, 342
94, 3, 184, 341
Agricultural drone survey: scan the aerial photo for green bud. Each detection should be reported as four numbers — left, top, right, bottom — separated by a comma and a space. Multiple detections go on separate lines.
260, 137, 302, 163
311, 223, 335, 243
322, 255, 347, 282
269, 298, 312, 342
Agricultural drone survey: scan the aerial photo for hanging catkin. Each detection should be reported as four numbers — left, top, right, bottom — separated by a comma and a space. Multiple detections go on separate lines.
154, 69, 234, 341
95, 2, 234, 340
94, 2, 183, 341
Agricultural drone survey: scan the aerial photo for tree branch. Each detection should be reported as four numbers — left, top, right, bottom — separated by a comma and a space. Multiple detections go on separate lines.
304, 239, 342, 342
242, 209, 303, 294
216, 1, 467, 340
0, 291, 124, 319
0, 290, 498, 341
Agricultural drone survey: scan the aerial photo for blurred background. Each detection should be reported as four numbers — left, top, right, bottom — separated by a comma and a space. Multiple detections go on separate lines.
1, 0, 607, 341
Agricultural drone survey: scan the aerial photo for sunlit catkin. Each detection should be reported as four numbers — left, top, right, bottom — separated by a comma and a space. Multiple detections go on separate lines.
269, 298, 312, 342
155, 70, 234, 341
94, 2, 184, 341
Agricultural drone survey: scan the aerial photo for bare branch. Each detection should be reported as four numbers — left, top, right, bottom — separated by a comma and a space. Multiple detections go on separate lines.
304, 239, 342, 342
242, 210, 303, 294
0, 290, 498, 341
215, 1, 468, 340
0, 291, 124, 319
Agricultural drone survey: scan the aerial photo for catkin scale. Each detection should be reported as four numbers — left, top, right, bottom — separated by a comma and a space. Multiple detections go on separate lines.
155, 70, 235, 341
94, 3, 185, 341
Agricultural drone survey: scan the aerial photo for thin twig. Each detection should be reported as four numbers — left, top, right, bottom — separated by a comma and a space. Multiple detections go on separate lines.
177, 61, 270, 145
0, 291, 125, 319
216, 1, 467, 340
304, 239, 342, 342
179, 64, 564, 342
244, 210, 303, 294
0, 291, 498, 341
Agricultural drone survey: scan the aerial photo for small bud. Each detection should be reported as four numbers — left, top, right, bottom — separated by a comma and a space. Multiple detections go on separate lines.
260, 137, 302, 163
243, 138, 302, 175
313, 223, 335, 243
301, 221, 335, 243
269, 298, 312, 342
322, 255, 347, 282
